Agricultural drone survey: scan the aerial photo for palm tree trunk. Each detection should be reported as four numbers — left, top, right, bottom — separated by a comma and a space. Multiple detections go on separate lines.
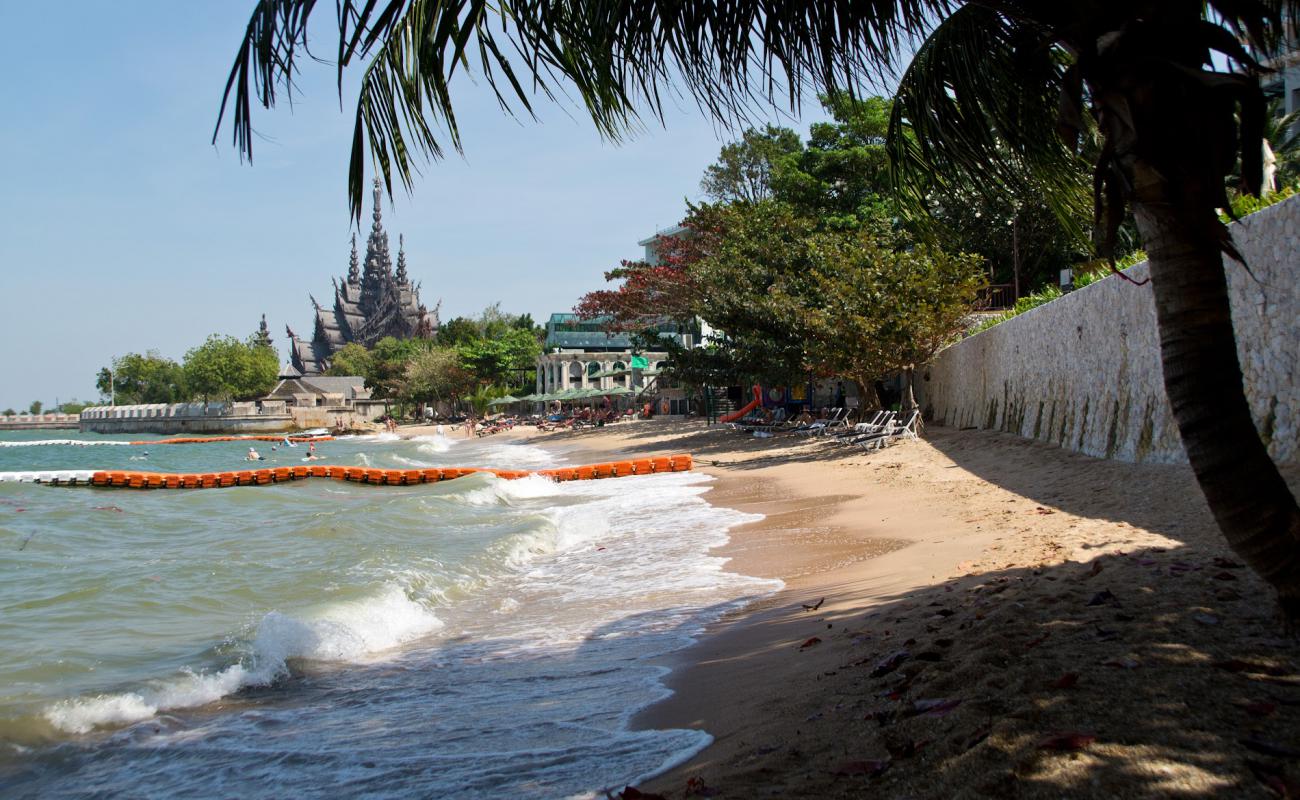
1131, 170, 1300, 617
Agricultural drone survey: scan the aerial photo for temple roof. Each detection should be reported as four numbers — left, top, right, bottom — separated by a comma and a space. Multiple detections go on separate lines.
287, 179, 439, 376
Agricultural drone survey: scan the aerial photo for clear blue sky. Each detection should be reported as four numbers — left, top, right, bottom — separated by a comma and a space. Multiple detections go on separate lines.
0, 2, 843, 412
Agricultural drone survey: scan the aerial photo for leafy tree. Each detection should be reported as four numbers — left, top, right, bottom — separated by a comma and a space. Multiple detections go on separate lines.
700, 125, 803, 204
218, 3, 1300, 612
773, 234, 984, 410
58, 400, 91, 415
367, 336, 429, 398
400, 347, 473, 407
96, 351, 188, 404
459, 327, 542, 389
436, 317, 482, 347
28, 401, 43, 415
325, 342, 373, 378
183, 335, 277, 402
2, 409, 14, 417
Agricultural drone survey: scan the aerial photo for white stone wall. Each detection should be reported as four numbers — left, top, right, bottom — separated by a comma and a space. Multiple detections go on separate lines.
918, 195, 1299, 465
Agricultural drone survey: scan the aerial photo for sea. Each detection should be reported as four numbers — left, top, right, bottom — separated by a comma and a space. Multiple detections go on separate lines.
0, 429, 776, 798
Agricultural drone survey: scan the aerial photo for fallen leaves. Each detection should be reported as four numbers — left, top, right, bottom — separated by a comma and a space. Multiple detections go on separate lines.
1037, 732, 1096, 751
1053, 672, 1080, 689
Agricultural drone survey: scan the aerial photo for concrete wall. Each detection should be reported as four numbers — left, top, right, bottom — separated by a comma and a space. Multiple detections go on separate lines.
918, 195, 1300, 465
79, 403, 295, 435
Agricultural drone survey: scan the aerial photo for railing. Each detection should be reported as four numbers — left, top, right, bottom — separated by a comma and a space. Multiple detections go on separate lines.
977, 283, 1016, 311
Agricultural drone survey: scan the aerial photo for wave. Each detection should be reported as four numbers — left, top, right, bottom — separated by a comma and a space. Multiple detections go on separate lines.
42, 584, 442, 735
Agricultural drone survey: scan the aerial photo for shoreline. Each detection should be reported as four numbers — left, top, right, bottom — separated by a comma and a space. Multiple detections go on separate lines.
464, 417, 1300, 798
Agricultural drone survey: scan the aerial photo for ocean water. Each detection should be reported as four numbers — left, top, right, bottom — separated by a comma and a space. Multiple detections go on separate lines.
0, 429, 776, 798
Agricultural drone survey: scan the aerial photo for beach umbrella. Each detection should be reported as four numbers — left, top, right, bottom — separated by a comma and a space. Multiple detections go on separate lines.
488, 394, 520, 406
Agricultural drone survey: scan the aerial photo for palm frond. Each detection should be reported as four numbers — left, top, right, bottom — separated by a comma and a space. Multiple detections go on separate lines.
887, 5, 1092, 243
215, 0, 957, 220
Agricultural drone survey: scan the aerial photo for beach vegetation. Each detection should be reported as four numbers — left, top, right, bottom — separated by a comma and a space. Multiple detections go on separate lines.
96, 351, 188, 405
216, 2, 1300, 614
182, 334, 279, 403
700, 125, 803, 204
325, 342, 373, 379
1, 409, 12, 417
28, 401, 42, 415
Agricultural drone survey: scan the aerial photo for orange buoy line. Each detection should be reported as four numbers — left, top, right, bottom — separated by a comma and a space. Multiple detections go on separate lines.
124, 435, 336, 446
84, 455, 693, 489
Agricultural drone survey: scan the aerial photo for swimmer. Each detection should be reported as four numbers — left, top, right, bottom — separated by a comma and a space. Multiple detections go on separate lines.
246, 446, 263, 461
283, 436, 297, 448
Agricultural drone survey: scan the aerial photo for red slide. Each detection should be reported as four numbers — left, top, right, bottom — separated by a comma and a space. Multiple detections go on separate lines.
719, 385, 763, 424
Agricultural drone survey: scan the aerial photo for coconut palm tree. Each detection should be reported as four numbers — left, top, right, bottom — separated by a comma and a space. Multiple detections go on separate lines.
216, 1, 1300, 614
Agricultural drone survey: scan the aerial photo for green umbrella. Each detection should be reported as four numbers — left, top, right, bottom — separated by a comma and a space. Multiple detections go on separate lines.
488, 394, 520, 406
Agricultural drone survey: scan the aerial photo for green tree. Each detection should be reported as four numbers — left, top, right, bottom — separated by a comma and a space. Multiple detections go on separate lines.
774, 233, 984, 410
367, 336, 428, 399
183, 335, 277, 402
28, 401, 43, 415
436, 317, 481, 347
219, 3, 1300, 611
700, 125, 803, 204
2, 409, 14, 417
458, 327, 542, 389
97, 351, 188, 405
400, 346, 472, 407
325, 342, 373, 378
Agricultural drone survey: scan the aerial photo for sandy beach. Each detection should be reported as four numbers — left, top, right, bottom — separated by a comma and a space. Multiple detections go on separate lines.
445, 417, 1300, 798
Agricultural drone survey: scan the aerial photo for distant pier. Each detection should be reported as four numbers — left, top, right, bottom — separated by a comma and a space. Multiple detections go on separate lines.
0, 413, 80, 431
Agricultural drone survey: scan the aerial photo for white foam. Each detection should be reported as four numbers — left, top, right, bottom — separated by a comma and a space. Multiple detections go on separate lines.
409, 434, 454, 453
0, 439, 132, 447
43, 584, 442, 734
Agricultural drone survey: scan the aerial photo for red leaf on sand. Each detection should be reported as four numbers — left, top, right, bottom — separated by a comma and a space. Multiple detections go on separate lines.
799, 636, 822, 650
1053, 673, 1080, 689
1239, 701, 1279, 717
831, 759, 890, 777
1037, 732, 1096, 751
1247, 759, 1300, 798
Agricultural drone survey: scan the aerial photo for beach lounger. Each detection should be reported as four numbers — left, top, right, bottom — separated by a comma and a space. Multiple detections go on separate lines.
828, 411, 893, 445
854, 410, 920, 450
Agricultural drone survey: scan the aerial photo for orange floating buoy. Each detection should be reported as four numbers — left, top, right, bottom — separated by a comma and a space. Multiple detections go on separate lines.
575, 466, 595, 480
670, 455, 693, 471
631, 459, 652, 475
273, 467, 292, 482
650, 457, 671, 473
611, 461, 634, 477
403, 469, 423, 484
163, 474, 181, 489
420, 468, 443, 482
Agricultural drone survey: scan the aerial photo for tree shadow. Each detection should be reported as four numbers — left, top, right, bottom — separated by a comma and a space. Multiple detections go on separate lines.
638, 541, 1300, 799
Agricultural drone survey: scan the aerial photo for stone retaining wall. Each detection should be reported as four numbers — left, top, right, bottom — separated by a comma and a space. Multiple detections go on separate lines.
917, 195, 1299, 465
79, 403, 294, 435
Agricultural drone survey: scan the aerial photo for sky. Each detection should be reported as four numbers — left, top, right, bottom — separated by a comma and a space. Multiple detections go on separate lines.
0, 2, 844, 412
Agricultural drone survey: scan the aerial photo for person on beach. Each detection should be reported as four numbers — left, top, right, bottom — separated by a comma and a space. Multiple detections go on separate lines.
465, 416, 477, 438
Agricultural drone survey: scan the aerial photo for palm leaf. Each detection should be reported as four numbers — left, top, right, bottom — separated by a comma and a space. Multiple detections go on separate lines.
887, 5, 1092, 245
215, 0, 956, 220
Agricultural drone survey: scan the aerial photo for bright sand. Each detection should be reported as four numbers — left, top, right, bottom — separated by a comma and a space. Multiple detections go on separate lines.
489, 417, 1300, 798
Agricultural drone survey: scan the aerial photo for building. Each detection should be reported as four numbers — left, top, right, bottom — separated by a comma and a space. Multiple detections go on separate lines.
286, 180, 439, 375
